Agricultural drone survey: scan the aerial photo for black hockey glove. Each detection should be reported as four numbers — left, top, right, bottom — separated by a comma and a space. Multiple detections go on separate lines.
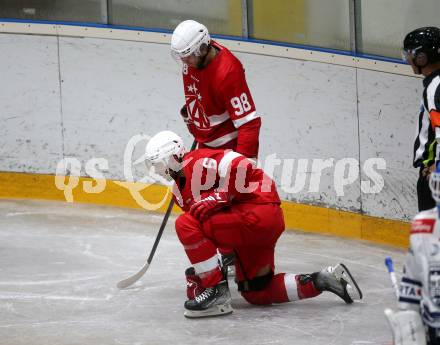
180, 104, 191, 124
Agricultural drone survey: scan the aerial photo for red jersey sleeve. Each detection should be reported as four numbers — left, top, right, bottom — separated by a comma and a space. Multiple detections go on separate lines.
219, 64, 260, 157
183, 149, 280, 206
217, 152, 249, 199
236, 118, 261, 158
217, 150, 280, 204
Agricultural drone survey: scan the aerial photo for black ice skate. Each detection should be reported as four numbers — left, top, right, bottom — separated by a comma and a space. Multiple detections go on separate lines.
313, 263, 363, 304
184, 280, 233, 318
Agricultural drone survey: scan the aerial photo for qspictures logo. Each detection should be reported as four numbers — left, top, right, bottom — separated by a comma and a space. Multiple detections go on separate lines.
55, 134, 173, 211
54, 134, 387, 211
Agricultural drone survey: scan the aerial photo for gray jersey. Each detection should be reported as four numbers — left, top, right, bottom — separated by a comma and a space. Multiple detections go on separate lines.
399, 207, 440, 328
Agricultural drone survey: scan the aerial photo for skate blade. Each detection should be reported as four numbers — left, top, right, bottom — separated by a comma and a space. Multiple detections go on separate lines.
184, 303, 233, 319
336, 263, 363, 300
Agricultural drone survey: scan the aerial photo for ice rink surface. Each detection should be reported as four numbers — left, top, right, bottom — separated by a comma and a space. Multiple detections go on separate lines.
0, 199, 406, 345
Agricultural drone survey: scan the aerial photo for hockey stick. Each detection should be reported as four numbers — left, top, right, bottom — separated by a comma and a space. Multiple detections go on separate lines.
384, 257, 428, 344
384, 256, 400, 342
384, 256, 399, 298
117, 139, 197, 289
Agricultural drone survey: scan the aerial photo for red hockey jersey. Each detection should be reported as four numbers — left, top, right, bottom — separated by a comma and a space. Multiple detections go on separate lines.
172, 149, 280, 212
182, 41, 260, 157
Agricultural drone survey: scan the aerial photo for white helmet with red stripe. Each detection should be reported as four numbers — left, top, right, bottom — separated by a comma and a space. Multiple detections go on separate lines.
171, 20, 210, 60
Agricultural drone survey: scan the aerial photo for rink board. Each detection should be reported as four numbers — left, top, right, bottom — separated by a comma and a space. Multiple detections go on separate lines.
0, 171, 410, 248
0, 27, 421, 223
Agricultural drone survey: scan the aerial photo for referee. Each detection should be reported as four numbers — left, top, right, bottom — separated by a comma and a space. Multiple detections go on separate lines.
404, 27, 440, 211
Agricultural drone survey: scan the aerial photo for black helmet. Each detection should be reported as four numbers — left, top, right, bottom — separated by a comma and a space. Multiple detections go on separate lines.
403, 26, 440, 66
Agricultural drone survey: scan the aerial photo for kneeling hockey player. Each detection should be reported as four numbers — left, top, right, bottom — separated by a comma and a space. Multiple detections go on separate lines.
144, 130, 363, 318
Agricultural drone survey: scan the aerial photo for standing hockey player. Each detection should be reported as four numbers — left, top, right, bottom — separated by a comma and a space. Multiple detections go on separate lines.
144, 130, 362, 318
385, 164, 440, 345
170, 20, 261, 159
404, 27, 440, 211
171, 19, 261, 269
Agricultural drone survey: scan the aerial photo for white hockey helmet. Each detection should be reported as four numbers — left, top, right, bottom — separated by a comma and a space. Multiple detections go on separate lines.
144, 131, 186, 177
430, 164, 440, 203
171, 20, 210, 60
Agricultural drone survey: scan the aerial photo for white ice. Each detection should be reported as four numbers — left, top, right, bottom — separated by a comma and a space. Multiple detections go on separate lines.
0, 199, 404, 345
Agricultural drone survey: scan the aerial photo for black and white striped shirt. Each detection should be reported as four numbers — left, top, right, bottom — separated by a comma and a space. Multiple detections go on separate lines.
413, 70, 440, 168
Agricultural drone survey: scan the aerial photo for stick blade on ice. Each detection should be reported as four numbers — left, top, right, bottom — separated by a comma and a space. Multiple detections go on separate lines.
117, 262, 150, 289
117, 140, 197, 290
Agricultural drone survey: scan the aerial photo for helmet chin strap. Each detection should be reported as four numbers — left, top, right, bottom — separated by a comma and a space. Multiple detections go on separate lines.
167, 168, 180, 182
167, 154, 183, 175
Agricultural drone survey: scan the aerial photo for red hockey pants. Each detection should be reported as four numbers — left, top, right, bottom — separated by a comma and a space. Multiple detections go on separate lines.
175, 203, 285, 287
